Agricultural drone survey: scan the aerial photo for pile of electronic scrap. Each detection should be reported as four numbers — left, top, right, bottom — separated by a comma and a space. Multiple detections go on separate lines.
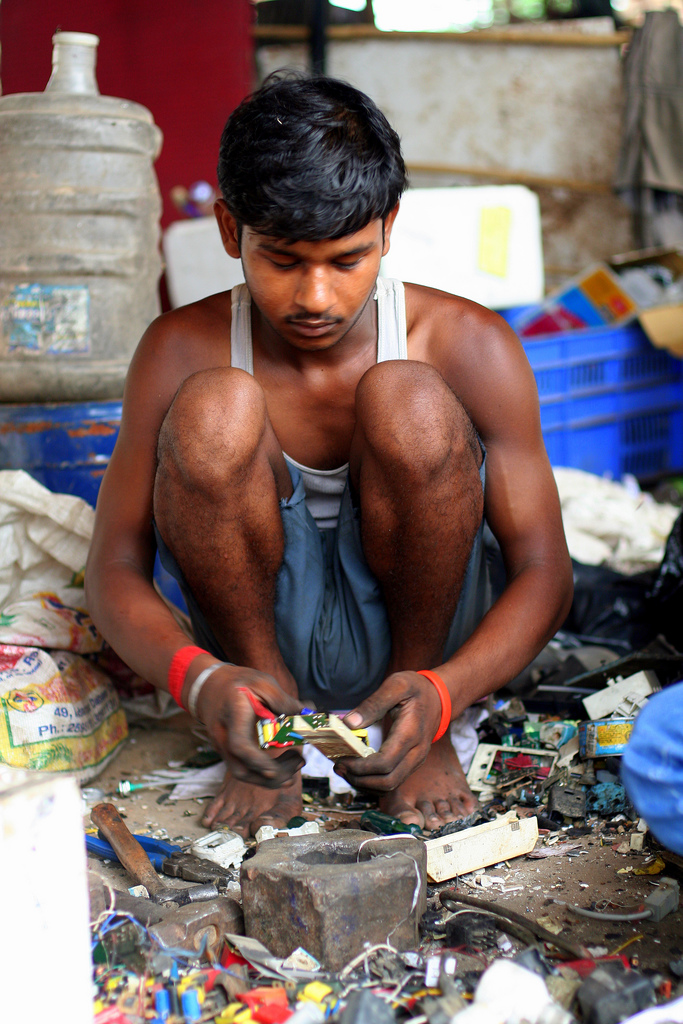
87, 690, 683, 1024
466, 656, 672, 828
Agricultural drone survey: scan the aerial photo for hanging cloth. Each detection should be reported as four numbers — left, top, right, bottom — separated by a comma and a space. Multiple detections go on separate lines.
615, 9, 683, 248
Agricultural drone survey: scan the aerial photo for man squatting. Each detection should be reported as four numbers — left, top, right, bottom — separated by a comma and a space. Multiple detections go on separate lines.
86, 74, 573, 836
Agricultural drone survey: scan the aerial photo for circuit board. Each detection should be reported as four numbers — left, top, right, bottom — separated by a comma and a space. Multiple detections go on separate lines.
257, 712, 375, 760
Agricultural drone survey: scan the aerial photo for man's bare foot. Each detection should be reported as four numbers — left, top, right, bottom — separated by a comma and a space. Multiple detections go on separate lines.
202, 769, 303, 837
379, 734, 478, 831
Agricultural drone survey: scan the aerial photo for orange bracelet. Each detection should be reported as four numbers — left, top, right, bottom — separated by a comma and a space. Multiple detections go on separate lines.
168, 645, 209, 709
416, 669, 452, 742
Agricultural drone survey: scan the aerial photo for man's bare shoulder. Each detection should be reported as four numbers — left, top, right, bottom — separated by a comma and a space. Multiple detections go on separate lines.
140, 291, 233, 361
405, 282, 517, 358
403, 281, 537, 439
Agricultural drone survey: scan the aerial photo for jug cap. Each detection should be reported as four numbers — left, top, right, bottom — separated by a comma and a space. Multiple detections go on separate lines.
52, 31, 99, 47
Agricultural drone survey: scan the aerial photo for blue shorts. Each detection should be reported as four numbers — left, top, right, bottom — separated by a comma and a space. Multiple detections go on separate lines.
154, 457, 493, 709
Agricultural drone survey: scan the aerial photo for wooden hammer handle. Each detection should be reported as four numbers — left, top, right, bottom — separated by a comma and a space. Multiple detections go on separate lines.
91, 802, 166, 897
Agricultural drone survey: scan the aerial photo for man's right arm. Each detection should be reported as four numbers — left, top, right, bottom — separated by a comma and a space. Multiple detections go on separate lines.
85, 313, 304, 786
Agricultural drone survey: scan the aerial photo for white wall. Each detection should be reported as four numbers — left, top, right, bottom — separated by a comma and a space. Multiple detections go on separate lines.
256, 24, 634, 290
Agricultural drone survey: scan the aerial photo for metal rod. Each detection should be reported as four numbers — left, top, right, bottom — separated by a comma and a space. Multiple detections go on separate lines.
311, 0, 328, 75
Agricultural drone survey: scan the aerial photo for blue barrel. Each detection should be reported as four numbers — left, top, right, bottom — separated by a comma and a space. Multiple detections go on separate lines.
0, 400, 186, 610
0, 399, 121, 506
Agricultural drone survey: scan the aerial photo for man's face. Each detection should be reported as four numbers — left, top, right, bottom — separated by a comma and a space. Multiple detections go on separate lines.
215, 203, 398, 352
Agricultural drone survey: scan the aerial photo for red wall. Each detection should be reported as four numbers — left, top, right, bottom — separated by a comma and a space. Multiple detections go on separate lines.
0, 0, 255, 227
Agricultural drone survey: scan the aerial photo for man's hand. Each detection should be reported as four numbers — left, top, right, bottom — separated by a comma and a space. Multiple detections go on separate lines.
337, 670, 443, 791
194, 665, 306, 789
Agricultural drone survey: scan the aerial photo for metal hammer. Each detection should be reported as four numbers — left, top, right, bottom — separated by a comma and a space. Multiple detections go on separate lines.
91, 802, 226, 906
90, 878, 244, 959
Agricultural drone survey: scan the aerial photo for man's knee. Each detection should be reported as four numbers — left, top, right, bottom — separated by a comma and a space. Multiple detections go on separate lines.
157, 367, 268, 495
354, 360, 481, 477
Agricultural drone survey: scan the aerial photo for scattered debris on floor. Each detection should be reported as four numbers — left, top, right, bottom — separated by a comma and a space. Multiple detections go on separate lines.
85, 647, 683, 1024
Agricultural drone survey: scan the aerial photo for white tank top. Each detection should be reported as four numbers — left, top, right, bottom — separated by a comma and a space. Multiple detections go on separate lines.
230, 277, 408, 528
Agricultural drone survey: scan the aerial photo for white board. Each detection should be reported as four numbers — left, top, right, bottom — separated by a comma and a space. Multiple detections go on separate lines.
382, 185, 544, 308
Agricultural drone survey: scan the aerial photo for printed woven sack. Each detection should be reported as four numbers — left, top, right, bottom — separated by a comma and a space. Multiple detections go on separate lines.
0, 471, 128, 778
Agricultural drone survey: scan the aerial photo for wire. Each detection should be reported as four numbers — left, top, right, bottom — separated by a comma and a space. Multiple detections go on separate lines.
90, 895, 212, 964
355, 838, 424, 946
339, 944, 401, 979
553, 896, 653, 922
440, 889, 589, 960
610, 935, 644, 956
569, 905, 652, 922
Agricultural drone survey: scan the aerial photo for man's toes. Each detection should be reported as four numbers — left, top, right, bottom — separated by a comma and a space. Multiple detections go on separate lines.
434, 799, 457, 822
460, 792, 479, 815
205, 808, 246, 832
203, 794, 249, 831
393, 803, 425, 828
381, 792, 424, 828
249, 813, 286, 838
416, 800, 443, 830
397, 810, 424, 828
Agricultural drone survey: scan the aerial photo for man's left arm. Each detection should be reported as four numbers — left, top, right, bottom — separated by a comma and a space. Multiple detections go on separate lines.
339, 309, 573, 790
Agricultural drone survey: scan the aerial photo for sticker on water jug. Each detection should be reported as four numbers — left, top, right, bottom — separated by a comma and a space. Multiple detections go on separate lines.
5, 283, 90, 355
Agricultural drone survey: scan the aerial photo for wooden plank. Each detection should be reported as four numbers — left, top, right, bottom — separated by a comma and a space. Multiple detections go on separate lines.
252, 24, 630, 47
406, 161, 613, 195
426, 813, 539, 882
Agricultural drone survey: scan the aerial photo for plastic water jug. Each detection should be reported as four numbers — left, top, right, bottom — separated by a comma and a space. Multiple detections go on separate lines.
0, 32, 163, 401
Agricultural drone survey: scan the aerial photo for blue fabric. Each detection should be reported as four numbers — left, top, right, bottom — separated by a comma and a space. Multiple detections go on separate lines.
621, 680, 683, 854
155, 457, 492, 710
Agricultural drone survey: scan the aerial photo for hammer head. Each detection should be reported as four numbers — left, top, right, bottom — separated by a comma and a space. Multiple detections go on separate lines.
150, 897, 244, 958
89, 875, 244, 960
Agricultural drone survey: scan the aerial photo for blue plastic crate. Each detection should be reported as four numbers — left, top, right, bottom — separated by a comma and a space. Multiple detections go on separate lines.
497, 309, 683, 476
542, 405, 683, 478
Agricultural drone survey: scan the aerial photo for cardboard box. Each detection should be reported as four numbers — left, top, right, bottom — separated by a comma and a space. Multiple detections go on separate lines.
516, 247, 683, 358
610, 247, 683, 357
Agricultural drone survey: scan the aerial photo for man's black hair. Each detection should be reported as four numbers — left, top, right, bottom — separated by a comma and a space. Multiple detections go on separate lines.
217, 72, 407, 241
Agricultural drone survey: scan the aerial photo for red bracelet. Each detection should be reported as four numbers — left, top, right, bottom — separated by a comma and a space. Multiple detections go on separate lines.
416, 669, 452, 743
168, 645, 209, 710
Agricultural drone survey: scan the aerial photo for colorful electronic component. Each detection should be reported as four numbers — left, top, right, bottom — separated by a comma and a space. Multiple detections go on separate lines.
257, 712, 374, 760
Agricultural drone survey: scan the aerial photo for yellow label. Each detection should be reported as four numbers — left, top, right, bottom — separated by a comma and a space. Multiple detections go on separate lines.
478, 207, 512, 278
595, 721, 634, 747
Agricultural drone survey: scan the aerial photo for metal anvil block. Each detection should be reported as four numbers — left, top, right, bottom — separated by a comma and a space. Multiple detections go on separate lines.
240, 830, 426, 971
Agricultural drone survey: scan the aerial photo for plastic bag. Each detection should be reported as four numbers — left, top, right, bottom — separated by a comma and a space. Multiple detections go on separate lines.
563, 560, 656, 648
564, 511, 683, 650
646, 511, 683, 649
